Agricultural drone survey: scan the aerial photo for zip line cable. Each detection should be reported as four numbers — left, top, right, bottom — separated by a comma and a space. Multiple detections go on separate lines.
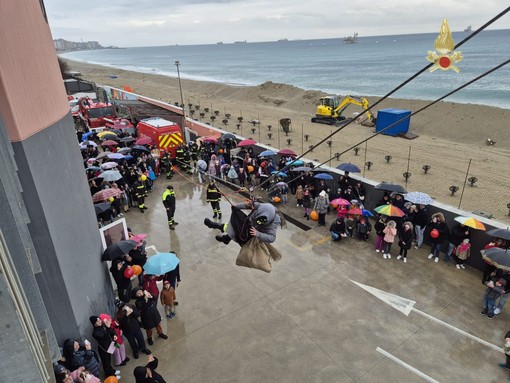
254, 6, 510, 192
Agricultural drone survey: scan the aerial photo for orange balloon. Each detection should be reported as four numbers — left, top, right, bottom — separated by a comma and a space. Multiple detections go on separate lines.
104, 376, 119, 383
310, 210, 319, 221
273, 196, 281, 203
218, 149, 224, 154
131, 265, 143, 276
247, 165, 254, 173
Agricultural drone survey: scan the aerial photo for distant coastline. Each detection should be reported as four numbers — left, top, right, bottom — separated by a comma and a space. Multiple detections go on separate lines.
53, 38, 121, 52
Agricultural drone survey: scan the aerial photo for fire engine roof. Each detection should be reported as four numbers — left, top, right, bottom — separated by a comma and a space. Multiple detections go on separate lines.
140, 117, 177, 128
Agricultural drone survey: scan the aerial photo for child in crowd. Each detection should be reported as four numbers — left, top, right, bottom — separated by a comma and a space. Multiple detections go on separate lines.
482, 278, 507, 319
357, 217, 372, 241
336, 204, 348, 220
100, 313, 129, 367
280, 184, 289, 204
397, 221, 413, 263
374, 215, 387, 253
382, 220, 397, 259
295, 185, 304, 207
302, 189, 312, 220
160, 280, 176, 319
453, 239, 471, 270
345, 215, 358, 238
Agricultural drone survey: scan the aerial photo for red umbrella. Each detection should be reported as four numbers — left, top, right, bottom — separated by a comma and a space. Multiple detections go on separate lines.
135, 137, 153, 145
330, 198, 351, 206
203, 137, 218, 144
92, 188, 123, 203
347, 208, 363, 215
278, 148, 297, 156
101, 140, 119, 147
237, 139, 257, 147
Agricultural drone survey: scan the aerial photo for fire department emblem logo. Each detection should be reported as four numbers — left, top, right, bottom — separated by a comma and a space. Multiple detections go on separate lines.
426, 18, 463, 73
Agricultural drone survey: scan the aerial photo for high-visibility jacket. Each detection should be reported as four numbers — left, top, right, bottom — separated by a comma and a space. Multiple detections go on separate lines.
162, 189, 176, 209
135, 182, 146, 198
206, 184, 221, 202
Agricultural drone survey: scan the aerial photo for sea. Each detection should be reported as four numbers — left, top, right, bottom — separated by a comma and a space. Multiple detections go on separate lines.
61, 29, 510, 109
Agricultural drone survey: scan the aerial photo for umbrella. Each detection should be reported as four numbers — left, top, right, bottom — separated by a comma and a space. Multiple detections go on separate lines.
98, 170, 123, 182
79, 140, 97, 148
487, 228, 510, 241
94, 203, 112, 216
135, 137, 154, 145
238, 139, 257, 147
286, 160, 304, 166
86, 166, 101, 172
202, 137, 218, 144
143, 252, 180, 275
454, 216, 486, 230
309, 167, 327, 172
347, 208, 363, 215
362, 209, 375, 217
107, 153, 125, 160
271, 171, 288, 178
101, 240, 137, 262
291, 166, 312, 172
119, 137, 136, 143
314, 173, 333, 180
92, 187, 123, 202
131, 233, 148, 243
375, 182, 407, 194
101, 140, 119, 147
124, 154, 134, 161
82, 131, 95, 141
330, 198, 351, 206
96, 152, 112, 160
275, 181, 288, 187
222, 133, 236, 140
374, 204, 406, 217
404, 191, 434, 205
278, 149, 297, 156
259, 150, 277, 157
97, 131, 118, 139
100, 162, 119, 170
336, 163, 361, 173
99, 134, 119, 141
132, 145, 150, 153
117, 147, 132, 154
481, 248, 510, 272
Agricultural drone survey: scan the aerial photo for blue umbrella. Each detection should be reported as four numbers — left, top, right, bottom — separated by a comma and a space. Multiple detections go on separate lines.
86, 166, 101, 172
362, 209, 374, 217
259, 150, 277, 157
286, 160, 304, 166
271, 171, 288, 177
336, 163, 361, 173
124, 154, 134, 160
290, 166, 311, 172
82, 131, 95, 141
143, 252, 180, 275
314, 173, 333, 180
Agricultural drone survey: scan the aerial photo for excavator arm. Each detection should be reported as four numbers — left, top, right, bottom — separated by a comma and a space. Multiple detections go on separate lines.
312, 95, 375, 125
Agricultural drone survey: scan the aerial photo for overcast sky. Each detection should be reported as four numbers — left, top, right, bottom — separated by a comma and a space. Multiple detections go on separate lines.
44, 0, 510, 47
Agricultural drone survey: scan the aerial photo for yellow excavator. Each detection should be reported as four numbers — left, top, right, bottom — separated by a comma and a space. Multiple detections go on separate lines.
311, 95, 376, 126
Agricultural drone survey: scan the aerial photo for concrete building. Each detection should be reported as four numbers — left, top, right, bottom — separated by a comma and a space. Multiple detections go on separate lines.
0, 1, 113, 381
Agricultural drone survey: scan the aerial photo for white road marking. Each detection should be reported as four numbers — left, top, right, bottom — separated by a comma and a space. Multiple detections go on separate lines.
376, 347, 440, 383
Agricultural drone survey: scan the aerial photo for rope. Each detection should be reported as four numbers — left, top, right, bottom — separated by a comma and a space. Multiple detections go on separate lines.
254, 6, 510, 191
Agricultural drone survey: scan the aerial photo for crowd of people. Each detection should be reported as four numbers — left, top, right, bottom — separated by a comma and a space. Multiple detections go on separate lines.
56, 125, 509, 381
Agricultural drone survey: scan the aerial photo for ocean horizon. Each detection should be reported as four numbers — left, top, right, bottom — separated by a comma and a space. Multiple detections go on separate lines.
61, 29, 510, 109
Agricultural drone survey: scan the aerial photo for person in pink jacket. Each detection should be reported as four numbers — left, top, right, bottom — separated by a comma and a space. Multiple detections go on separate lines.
383, 220, 397, 259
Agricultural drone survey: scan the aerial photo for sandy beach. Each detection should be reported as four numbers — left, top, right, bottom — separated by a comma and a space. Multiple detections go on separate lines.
65, 59, 510, 223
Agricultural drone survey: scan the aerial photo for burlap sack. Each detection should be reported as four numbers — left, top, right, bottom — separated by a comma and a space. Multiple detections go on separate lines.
236, 237, 272, 273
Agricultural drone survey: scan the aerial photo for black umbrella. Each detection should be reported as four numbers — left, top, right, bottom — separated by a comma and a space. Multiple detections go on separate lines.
100, 134, 119, 141
132, 145, 151, 153
336, 163, 361, 173
101, 240, 137, 261
94, 203, 112, 216
375, 182, 407, 194
222, 133, 236, 140
481, 248, 510, 271
119, 137, 136, 143
487, 228, 510, 241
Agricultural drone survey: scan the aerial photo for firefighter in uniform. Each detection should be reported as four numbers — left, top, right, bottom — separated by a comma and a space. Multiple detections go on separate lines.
161, 152, 173, 179
135, 175, 148, 213
190, 141, 199, 170
206, 180, 222, 219
175, 145, 185, 171
182, 147, 193, 175
162, 185, 178, 229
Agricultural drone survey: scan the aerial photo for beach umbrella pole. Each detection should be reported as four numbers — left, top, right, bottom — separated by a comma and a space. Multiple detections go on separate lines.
458, 159, 472, 209
363, 141, 368, 178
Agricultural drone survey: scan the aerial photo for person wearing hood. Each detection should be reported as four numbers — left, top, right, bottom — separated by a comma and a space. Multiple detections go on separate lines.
330, 217, 346, 241
133, 355, 166, 383
425, 212, 448, 263
413, 204, 429, 249
62, 338, 100, 378
204, 200, 281, 245
116, 301, 151, 359
445, 222, 470, 263
313, 190, 329, 227
133, 288, 168, 346
90, 315, 119, 379
397, 221, 414, 263
109, 257, 132, 303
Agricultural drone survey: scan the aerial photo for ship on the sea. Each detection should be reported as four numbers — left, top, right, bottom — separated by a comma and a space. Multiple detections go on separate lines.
343, 33, 358, 44
277, 38, 288, 42
234, 40, 247, 44
216, 41, 223, 45
464, 25, 472, 32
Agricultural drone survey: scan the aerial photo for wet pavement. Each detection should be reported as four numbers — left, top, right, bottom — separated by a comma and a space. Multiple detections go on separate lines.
118, 171, 509, 382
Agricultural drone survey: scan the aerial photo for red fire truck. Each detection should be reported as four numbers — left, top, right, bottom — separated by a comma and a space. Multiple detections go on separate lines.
78, 97, 117, 133
137, 117, 184, 158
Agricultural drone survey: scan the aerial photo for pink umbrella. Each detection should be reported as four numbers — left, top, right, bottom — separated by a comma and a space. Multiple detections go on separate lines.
101, 140, 119, 147
92, 188, 123, 203
278, 148, 297, 156
203, 137, 218, 144
347, 208, 363, 215
135, 137, 153, 145
237, 139, 257, 147
131, 234, 148, 243
100, 162, 119, 170
330, 198, 351, 206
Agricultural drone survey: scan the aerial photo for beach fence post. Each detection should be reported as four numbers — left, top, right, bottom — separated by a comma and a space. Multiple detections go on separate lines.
458, 159, 472, 209
363, 141, 368, 178
405, 146, 412, 188
277, 120, 280, 148
301, 124, 304, 155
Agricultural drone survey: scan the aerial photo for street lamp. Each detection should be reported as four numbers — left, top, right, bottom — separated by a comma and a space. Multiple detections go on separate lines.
174, 60, 186, 125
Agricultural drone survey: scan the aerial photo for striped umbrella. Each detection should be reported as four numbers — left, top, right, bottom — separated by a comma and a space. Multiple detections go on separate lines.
454, 216, 486, 230
374, 204, 405, 217
92, 188, 123, 203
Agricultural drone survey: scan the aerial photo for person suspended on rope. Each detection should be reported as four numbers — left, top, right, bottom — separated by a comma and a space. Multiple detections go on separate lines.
204, 199, 283, 245
206, 180, 222, 219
